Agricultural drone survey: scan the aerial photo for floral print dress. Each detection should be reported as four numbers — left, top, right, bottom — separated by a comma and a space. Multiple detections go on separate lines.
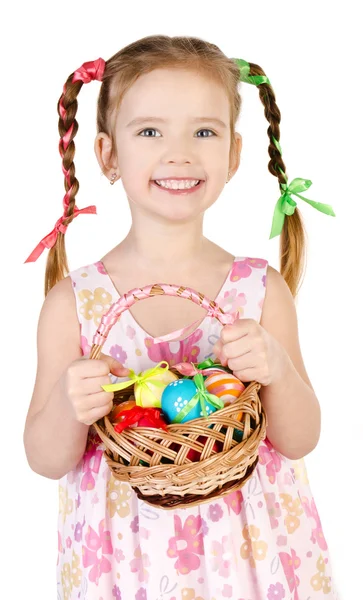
57, 257, 338, 600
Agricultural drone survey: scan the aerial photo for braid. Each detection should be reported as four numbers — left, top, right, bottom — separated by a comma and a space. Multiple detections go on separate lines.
44, 77, 84, 296
249, 62, 307, 298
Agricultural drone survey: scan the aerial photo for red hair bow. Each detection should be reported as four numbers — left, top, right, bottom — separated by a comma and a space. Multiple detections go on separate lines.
71, 58, 105, 86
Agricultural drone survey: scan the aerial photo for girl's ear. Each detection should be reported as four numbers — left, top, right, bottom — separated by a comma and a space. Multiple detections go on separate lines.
94, 132, 119, 180
229, 132, 242, 178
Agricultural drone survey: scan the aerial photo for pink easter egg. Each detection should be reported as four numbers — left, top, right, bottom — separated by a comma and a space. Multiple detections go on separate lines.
204, 373, 245, 406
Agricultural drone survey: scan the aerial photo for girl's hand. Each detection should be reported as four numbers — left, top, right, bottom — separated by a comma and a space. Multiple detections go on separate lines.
60, 353, 130, 426
213, 319, 289, 386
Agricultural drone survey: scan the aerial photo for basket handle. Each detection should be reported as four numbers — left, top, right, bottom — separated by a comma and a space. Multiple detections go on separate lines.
90, 283, 239, 357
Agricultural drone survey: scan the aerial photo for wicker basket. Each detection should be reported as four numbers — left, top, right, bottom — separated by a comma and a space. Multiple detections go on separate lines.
90, 283, 267, 509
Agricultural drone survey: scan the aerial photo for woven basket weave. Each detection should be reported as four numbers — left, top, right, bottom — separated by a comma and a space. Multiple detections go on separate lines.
91, 282, 267, 509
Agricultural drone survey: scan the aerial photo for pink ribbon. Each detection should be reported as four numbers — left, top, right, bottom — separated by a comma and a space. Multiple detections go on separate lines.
173, 363, 228, 377
153, 308, 240, 344
25, 59, 105, 264
24, 205, 97, 263
70, 58, 105, 87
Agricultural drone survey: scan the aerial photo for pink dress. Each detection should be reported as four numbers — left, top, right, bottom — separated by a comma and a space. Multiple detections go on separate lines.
57, 256, 338, 599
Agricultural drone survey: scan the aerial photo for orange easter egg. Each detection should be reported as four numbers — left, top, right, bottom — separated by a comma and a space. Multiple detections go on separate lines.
110, 399, 136, 423
204, 373, 245, 406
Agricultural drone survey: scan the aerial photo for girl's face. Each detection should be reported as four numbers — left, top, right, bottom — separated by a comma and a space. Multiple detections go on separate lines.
99, 68, 240, 223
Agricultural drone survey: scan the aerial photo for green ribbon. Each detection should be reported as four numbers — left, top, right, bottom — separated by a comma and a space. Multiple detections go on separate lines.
172, 373, 224, 424
269, 176, 336, 239
101, 360, 170, 406
232, 59, 336, 239
195, 358, 225, 370
233, 58, 271, 86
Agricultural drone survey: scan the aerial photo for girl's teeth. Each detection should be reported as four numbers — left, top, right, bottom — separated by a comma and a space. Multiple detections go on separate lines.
155, 179, 200, 189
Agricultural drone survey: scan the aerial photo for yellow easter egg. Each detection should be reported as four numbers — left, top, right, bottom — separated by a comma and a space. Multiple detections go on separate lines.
135, 370, 179, 407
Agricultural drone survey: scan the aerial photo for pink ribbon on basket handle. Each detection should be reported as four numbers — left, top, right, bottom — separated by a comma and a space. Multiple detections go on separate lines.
92, 284, 241, 348
153, 306, 240, 344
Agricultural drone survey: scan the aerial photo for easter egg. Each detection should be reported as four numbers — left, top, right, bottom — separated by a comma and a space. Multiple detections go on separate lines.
135, 370, 179, 408
204, 373, 245, 406
161, 379, 219, 424
110, 400, 136, 423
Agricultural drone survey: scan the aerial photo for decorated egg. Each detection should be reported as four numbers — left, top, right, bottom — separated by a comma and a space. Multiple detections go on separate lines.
135, 369, 178, 408
204, 373, 245, 406
161, 377, 222, 424
113, 406, 168, 433
110, 400, 136, 424
101, 361, 178, 409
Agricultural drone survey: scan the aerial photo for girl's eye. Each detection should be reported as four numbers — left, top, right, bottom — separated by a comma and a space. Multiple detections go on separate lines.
138, 128, 216, 137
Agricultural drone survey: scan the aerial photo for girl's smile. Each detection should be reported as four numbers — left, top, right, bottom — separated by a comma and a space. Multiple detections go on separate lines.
150, 179, 204, 195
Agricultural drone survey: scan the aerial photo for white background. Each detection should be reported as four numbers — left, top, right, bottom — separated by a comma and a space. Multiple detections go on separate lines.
1, 1, 362, 598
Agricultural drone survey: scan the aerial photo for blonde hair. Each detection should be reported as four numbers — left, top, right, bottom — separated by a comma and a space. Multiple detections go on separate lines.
47, 34, 306, 298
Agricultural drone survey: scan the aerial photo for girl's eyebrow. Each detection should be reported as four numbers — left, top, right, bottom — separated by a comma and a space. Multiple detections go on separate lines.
126, 116, 227, 129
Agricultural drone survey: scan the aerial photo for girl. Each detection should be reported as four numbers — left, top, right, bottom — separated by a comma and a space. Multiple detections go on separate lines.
23, 35, 338, 599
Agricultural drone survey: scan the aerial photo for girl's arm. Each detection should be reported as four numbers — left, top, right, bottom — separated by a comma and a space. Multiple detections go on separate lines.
259, 266, 321, 460
23, 277, 89, 480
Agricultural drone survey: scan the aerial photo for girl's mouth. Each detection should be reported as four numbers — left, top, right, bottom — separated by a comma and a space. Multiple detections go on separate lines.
150, 180, 204, 195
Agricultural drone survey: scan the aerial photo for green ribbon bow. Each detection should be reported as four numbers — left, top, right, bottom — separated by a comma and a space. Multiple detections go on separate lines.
269, 176, 336, 239
233, 58, 271, 86
232, 59, 336, 238
102, 360, 170, 406
172, 373, 224, 424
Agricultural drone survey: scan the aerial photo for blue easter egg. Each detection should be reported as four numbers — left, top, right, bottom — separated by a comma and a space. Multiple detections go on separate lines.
161, 379, 218, 424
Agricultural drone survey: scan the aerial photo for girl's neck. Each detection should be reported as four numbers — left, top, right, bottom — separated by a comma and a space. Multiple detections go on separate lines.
120, 221, 208, 271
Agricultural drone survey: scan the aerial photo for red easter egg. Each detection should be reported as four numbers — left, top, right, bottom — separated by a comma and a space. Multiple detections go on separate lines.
110, 400, 136, 423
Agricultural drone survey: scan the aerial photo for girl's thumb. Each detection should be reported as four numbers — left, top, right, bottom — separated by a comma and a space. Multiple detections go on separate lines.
99, 352, 130, 377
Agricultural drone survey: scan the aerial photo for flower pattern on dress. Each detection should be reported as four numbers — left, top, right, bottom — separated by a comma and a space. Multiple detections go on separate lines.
267, 581, 286, 600
218, 288, 247, 317
264, 493, 282, 529
61, 551, 82, 600
258, 440, 283, 484
230, 257, 268, 282
145, 328, 203, 366
82, 519, 113, 584
240, 525, 268, 568
301, 496, 328, 550
78, 286, 112, 326
106, 477, 132, 519
279, 493, 304, 534
130, 545, 151, 583
311, 555, 332, 594
210, 535, 235, 578
279, 549, 301, 600
223, 489, 243, 515
167, 515, 205, 575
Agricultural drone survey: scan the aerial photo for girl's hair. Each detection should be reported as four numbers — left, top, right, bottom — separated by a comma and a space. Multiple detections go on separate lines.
48, 34, 306, 298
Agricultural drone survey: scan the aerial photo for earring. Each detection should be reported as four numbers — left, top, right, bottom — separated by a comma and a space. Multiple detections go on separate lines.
110, 173, 117, 185
226, 170, 232, 183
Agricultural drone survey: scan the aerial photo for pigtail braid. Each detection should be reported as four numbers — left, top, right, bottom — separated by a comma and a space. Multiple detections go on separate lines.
43, 77, 84, 296
249, 62, 307, 298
